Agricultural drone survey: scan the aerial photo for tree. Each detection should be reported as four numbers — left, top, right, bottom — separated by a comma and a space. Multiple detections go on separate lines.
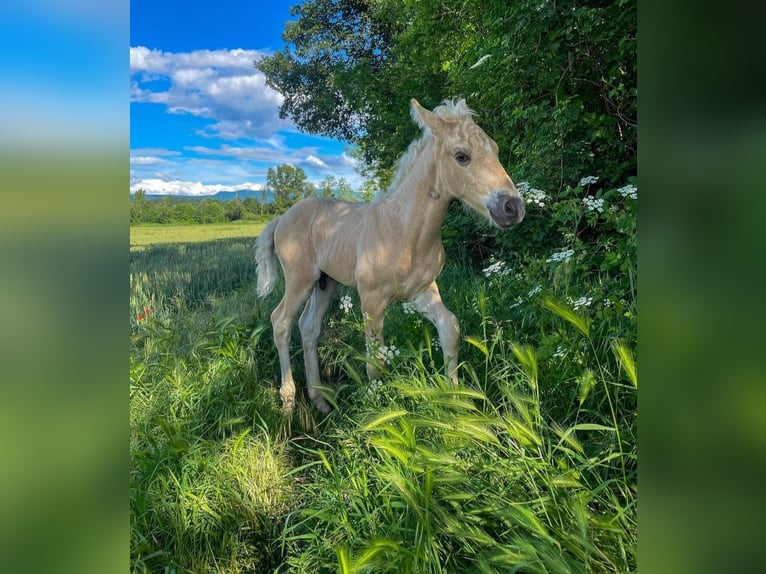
256, 0, 636, 193
130, 189, 146, 223
172, 202, 199, 223
225, 196, 244, 221
267, 164, 314, 213
318, 175, 337, 198
335, 177, 357, 202
197, 198, 225, 223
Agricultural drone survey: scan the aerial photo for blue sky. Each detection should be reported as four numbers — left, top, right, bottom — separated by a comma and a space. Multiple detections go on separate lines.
130, 0, 361, 195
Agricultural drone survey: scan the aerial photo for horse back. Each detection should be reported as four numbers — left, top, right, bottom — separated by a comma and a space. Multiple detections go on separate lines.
275, 197, 366, 287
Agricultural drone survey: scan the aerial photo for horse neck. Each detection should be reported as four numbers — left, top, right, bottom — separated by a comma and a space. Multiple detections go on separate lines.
387, 136, 451, 246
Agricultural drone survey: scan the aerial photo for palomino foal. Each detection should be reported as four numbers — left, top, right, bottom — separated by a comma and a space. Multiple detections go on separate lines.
255, 98, 524, 414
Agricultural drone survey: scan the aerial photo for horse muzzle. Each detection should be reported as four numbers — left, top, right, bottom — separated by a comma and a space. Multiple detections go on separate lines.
488, 192, 525, 227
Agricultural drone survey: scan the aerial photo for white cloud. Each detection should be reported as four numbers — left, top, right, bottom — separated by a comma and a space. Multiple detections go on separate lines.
130, 46, 288, 140
129, 155, 167, 166
304, 154, 328, 169
130, 177, 264, 196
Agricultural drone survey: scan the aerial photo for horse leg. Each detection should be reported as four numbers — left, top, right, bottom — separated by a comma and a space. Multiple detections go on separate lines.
271, 279, 315, 414
360, 292, 389, 381
298, 277, 338, 413
411, 282, 460, 383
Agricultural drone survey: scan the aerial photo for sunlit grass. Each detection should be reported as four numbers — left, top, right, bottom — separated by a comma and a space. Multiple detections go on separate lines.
130, 180, 637, 573
130, 220, 267, 249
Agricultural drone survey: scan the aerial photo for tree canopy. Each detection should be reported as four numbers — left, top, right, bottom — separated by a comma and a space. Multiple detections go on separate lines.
256, 0, 636, 193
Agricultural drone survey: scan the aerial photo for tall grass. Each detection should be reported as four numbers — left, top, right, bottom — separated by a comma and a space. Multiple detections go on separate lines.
130, 180, 637, 573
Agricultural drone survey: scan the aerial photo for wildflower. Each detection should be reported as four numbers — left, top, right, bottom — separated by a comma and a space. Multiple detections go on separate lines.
517, 182, 548, 207
553, 346, 567, 359
340, 295, 353, 313
546, 249, 575, 264
482, 260, 510, 278
402, 302, 417, 315
377, 344, 401, 364
582, 195, 605, 213
365, 378, 384, 399
572, 296, 593, 310
137, 314, 145, 321
432, 338, 441, 351
144, 307, 151, 315
527, 285, 542, 297
617, 183, 638, 200
579, 175, 599, 187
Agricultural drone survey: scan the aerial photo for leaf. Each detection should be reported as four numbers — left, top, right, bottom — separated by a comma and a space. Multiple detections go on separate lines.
542, 297, 590, 337
362, 409, 409, 431
465, 336, 489, 357
612, 340, 638, 388
337, 546, 351, 574
577, 369, 597, 406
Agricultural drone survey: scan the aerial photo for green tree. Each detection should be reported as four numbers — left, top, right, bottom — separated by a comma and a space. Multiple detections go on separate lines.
130, 189, 146, 223
336, 177, 357, 202
267, 164, 313, 213
242, 196, 260, 218
225, 196, 244, 221
171, 202, 199, 223
256, 0, 636, 193
197, 198, 225, 223
318, 175, 337, 198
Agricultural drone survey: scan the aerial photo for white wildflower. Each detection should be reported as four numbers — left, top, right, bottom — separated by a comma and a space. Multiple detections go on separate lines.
527, 285, 542, 297
402, 302, 417, 315
546, 249, 575, 264
510, 295, 524, 309
617, 183, 637, 200
340, 295, 353, 313
377, 345, 401, 364
582, 195, 605, 213
518, 182, 548, 207
553, 346, 567, 359
432, 338, 441, 351
579, 175, 599, 187
482, 260, 510, 278
572, 296, 593, 310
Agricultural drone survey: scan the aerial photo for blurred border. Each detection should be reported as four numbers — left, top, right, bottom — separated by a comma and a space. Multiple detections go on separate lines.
641, 1, 766, 572
0, 1, 127, 573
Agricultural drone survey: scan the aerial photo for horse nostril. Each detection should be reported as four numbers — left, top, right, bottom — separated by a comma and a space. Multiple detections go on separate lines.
503, 198, 517, 217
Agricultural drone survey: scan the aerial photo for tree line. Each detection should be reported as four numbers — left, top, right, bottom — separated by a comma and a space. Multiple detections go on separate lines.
130, 164, 375, 224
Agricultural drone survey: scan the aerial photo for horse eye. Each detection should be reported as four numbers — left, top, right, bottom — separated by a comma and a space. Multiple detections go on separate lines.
454, 151, 471, 166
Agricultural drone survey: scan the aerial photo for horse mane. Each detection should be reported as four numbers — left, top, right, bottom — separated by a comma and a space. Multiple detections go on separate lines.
377, 98, 475, 199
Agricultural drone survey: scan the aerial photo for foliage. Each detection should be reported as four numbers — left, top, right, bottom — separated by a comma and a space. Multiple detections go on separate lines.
257, 0, 636, 193
130, 173, 636, 572
267, 163, 317, 213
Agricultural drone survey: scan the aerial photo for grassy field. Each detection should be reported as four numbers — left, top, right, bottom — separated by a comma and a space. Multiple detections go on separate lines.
130, 220, 267, 249
130, 187, 637, 573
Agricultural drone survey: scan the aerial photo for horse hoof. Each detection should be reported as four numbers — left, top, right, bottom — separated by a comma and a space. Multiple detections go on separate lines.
281, 400, 295, 415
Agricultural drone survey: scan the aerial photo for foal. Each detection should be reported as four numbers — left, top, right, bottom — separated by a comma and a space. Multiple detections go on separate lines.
255, 98, 524, 413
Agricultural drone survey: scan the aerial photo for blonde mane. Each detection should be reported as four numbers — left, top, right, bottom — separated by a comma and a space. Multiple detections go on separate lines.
381, 99, 476, 198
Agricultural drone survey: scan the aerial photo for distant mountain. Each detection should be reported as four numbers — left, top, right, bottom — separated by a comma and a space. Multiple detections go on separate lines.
131, 189, 274, 203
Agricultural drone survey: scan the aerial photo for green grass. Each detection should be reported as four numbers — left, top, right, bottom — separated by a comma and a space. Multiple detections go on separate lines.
130, 220, 268, 249
130, 183, 637, 573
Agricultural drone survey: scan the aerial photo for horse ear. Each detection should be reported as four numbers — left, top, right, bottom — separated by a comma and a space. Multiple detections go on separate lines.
410, 98, 442, 133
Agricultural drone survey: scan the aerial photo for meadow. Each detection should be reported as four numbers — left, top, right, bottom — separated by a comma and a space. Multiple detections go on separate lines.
130, 221, 268, 249
130, 181, 637, 573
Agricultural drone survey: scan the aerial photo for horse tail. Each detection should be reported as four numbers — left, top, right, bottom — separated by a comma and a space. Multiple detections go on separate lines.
255, 216, 280, 298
